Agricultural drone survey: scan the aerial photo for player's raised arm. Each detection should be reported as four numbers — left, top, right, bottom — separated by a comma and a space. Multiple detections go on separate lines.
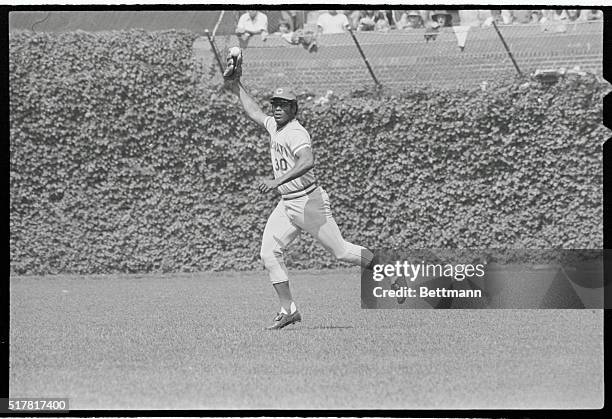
233, 81, 268, 127
223, 48, 267, 127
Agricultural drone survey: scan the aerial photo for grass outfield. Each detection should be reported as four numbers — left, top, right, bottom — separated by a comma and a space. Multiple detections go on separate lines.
10, 268, 603, 410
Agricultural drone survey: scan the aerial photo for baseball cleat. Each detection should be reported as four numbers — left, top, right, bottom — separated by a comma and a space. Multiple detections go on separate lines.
265, 310, 302, 330
391, 275, 408, 304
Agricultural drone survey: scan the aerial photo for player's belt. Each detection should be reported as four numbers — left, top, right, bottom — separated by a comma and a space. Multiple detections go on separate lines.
281, 183, 318, 200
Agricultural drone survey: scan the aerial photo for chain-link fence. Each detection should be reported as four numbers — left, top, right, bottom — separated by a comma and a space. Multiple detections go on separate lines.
201, 17, 604, 95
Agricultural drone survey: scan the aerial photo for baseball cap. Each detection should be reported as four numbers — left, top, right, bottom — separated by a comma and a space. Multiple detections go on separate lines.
271, 87, 297, 102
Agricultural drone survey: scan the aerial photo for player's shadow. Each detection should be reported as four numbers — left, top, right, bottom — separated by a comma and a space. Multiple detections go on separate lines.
283, 325, 354, 331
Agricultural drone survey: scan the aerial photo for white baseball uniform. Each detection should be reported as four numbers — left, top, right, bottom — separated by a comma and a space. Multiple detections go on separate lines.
260, 116, 374, 284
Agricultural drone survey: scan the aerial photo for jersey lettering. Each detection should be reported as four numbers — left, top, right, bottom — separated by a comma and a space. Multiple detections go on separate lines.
271, 141, 290, 159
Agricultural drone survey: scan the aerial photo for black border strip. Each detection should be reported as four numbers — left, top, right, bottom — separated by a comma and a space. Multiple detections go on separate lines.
3, 3, 610, 418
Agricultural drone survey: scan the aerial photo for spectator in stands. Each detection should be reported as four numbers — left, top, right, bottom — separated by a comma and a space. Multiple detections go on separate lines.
552, 9, 569, 21
539, 9, 569, 32
299, 29, 318, 52
316, 10, 350, 34
387, 10, 399, 29
566, 9, 582, 22
461, 9, 551, 27
357, 10, 389, 31
430, 10, 452, 27
539, 9, 558, 23
348, 10, 362, 30
277, 19, 294, 43
511, 10, 534, 24
424, 10, 444, 41
529, 10, 543, 24
566, 9, 602, 22
396, 10, 425, 30
498, 9, 536, 25
383, 10, 396, 29
540, 9, 568, 32
374, 10, 391, 31
389, 10, 402, 29
480, 10, 502, 27
357, 11, 376, 31
236, 10, 269, 44
277, 19, 317, 52
500, 10, 513, 24
583, 9, 603, 20
487, 9, 505, 26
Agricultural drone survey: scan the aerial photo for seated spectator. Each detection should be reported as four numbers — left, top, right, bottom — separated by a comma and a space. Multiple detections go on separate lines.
424, 10, 444, 41
396, 10, 425, 30
565, 9, 582, 22
236, 10, 268, 44
566, 9, 602, 22
357, 10, 376, 31
538, 9, 559, 23
316, 10, 349, 34
552, 9, 569, 21
480, 10, 502, 27
394, 11, 407, 29
357, 10, 388, 31
539, 9, 568, 32
583, 9, 603, 20
430, 10, 452, 27
277, 20, 294, 42
511, 10, 533, 24
376, 10, 392, 31
529, 10, 543, 24
383, 10, 396, 29
277, 20, 318, 52
348, 10, 362, 30
500, 10, 513, 24
499, 9, 537, 25
389, 10, 401, 28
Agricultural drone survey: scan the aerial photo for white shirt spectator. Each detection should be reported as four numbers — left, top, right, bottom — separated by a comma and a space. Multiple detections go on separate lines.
316, 11, 349, 34
236, 11, 268, 35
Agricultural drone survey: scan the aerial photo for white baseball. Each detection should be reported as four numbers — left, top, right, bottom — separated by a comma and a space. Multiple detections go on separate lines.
229, 46, 241, 57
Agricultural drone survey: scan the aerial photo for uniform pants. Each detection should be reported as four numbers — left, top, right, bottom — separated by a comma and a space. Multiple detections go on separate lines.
260, 187, 374, 284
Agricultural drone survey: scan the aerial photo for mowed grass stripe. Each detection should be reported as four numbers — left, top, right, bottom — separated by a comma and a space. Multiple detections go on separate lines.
10, 269, 603, 409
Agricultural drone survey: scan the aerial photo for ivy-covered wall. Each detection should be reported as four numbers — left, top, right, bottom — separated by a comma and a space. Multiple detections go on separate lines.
9, 30, 606, 275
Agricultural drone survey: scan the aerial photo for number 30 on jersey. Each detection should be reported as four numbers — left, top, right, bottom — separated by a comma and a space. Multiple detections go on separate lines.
274, 158, 288, 172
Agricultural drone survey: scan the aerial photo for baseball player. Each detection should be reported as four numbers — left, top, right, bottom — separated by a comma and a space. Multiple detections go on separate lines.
222, 50, 406, 330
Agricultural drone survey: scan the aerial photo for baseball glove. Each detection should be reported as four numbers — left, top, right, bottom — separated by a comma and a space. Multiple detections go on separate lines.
223, 48, 243, 81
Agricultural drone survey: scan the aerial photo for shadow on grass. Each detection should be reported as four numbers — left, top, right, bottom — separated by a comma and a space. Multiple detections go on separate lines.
278, 325, 355, 331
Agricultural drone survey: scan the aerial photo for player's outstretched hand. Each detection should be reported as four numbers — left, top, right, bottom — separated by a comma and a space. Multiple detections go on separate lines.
223, 47, 243, 81
258, 179, 278, 194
